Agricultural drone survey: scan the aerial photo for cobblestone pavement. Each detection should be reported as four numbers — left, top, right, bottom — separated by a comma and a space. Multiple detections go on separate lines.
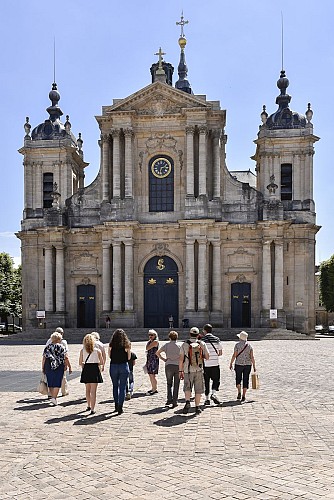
0, 338, 334, 499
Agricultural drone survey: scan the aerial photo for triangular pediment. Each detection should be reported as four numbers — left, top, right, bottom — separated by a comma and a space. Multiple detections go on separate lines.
102, 81, 210, 116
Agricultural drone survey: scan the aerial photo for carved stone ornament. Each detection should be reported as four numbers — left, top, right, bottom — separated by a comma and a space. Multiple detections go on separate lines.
138, 151, 144, 172
136, 95, 181, 116
236, 274, 247, 283
178, 150, 183, 170
146, 134, 177, 152
155, 242, 168, 256
82, 278, 91, 285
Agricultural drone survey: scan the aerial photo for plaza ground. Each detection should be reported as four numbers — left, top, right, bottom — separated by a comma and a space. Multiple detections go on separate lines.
0, 338, 333, 499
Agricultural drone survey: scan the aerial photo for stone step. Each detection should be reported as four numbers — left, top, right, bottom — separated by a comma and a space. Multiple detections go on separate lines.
0, 327, 314, 344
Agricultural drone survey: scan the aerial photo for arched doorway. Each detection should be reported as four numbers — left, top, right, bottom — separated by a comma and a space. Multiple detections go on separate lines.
144, 255, 178, 328
231, 282, 251, 328
77, 284, 96, 328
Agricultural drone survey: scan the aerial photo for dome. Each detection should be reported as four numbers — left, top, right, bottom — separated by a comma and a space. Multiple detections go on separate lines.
264, 70, 307, 130
31, 118, 68, 140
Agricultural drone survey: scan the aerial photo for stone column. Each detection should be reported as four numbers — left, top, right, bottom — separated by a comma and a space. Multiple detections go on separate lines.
274, 241, 284, 310
198, 126, 207, 196
55, 245, 65, 311
124, 128, 133, 198
24, 161, 33, 208
212, 241, 221, 311
212, 130, 221, 198
45, 246, 53, 311
36, 163, 43, 208
102, 243, 111, 311
185, 240, 195, 310
111, 129, 121, 198
124, 241, 134, 310
293, 153, 301, 201
262, 241, 271, 309
198, 239, 208, 310
186, 126, 194, 196
101, 134, 110, 201
112, 241, 122, 311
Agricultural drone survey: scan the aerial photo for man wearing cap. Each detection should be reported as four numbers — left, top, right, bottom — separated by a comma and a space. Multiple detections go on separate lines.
201, 324, 223, 406
179, 327, 209, 415
229, 330, 256, 402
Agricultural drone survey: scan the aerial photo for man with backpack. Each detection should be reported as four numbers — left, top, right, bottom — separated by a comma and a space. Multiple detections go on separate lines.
201, 324, 223, 406
179, 326, 209, 415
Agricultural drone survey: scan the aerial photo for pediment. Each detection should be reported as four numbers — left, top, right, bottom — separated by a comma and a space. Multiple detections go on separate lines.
102, 82, 210, 116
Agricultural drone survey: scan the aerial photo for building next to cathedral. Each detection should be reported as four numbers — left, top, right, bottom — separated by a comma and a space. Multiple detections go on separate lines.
17, 19, 319, 334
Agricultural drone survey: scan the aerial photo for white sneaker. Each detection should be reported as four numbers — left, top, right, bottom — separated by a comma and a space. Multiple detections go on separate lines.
50, 398, 58, 406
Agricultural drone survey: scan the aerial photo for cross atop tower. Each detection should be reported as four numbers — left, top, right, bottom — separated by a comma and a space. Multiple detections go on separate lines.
176, 11, 189, 38
155, 47, 166, 70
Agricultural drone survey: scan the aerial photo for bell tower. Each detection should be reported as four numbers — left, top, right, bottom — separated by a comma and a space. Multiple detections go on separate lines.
19, 82, 88, 227
252, 70, 319, 223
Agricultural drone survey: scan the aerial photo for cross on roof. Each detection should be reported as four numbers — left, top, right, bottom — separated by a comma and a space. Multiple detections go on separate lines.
176, 11, 189, 37
155, 47, 166, 69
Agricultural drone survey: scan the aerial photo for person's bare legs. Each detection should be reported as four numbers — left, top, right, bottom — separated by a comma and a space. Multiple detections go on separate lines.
195, 394, 201, 406
89, 383, 98, 411
149, 374, 157, 391
85, 383, 91, 408
236, 383, 242, 399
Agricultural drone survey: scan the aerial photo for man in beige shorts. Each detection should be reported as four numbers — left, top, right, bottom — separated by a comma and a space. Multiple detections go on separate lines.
179, 327, 209, 415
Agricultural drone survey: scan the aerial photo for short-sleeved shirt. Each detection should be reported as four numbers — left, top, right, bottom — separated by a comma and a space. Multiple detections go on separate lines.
159, 341, 181, 366
180, 340, 209, 373
234, 341, 253, 366
128, 352, 137, 371
201, 333, 222, 367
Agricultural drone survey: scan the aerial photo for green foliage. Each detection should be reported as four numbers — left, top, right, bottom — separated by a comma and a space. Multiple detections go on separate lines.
319, 255, 334, 312
0, 253, 22, 323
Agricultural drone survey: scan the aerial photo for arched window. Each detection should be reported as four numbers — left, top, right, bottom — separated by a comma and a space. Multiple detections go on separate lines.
149, 155, 174, 212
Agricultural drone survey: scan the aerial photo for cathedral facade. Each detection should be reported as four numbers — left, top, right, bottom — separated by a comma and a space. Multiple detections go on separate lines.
17, 28, 319, 334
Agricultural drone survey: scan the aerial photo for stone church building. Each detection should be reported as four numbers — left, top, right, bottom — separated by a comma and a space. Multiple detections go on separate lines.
17, 26, 319, 333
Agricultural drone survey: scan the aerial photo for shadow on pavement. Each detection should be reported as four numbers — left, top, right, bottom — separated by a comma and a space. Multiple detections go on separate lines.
73, 412, 118, 425
154, 412, 196, 426
134, 406, 170, 416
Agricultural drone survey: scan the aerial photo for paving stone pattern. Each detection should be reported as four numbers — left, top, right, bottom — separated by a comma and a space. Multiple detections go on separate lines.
0, 339, 334, 499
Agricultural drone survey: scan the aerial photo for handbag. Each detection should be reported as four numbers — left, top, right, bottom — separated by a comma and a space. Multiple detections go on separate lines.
142, 364, 148, 374
251, 372, 260, 389
38, 374, 48, 395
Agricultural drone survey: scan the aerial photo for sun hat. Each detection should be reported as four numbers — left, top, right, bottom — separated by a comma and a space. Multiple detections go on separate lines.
237, 331, 248, 341
190, 327, 199, 336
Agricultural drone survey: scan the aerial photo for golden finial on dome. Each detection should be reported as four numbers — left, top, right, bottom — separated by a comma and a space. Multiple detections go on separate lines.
178, 36, 187, 50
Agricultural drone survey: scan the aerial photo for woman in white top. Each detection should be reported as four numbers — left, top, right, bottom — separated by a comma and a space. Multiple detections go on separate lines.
79, 334, 104, 415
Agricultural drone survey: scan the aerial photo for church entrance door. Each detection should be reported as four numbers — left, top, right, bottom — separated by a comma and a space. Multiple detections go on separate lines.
77, 284, 96, 328
231, 282, 251, 328
144, 256, 178, 328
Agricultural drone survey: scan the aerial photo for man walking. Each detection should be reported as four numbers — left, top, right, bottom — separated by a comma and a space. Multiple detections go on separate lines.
179, 327, 209, 415
201, 324, 223, 406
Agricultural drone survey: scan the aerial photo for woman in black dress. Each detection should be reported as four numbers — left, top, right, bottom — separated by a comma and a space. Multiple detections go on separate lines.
79, 333, 104, 415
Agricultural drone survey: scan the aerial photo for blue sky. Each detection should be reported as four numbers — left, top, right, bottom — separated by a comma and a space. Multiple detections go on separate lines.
1, 0, 333, 266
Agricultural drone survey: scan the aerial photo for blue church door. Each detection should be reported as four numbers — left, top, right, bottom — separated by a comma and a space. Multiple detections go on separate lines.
144, 256, 178, 328
231, 282, 251, 328
77, 284, 96, 328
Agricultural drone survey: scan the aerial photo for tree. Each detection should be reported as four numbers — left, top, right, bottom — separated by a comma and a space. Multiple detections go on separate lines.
0, 253, 22, 331
319, 255, 334, 313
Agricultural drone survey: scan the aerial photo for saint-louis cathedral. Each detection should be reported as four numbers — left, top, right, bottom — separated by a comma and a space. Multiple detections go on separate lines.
18, 16, 319, 333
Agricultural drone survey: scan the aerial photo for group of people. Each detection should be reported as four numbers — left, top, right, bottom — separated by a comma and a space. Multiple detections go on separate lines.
41, 323, 256, 416
146, 324, 256, 414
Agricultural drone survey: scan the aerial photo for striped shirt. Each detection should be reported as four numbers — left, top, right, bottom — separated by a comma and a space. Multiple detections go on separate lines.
201, 333, 222, 367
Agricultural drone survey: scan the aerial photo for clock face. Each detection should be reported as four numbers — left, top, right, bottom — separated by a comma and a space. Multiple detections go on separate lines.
151, 157, 172, 178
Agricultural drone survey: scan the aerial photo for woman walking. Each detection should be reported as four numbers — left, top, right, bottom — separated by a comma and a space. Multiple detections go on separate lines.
79, 333, 104, 415
42, 331, 72, 406
108, 329, 131, 415
229, 331, 256, 402
145, 329, 159, 395
156, 330, 180, 407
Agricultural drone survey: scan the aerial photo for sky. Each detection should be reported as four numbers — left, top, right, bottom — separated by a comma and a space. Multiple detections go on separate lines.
0, 0, 333, 266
